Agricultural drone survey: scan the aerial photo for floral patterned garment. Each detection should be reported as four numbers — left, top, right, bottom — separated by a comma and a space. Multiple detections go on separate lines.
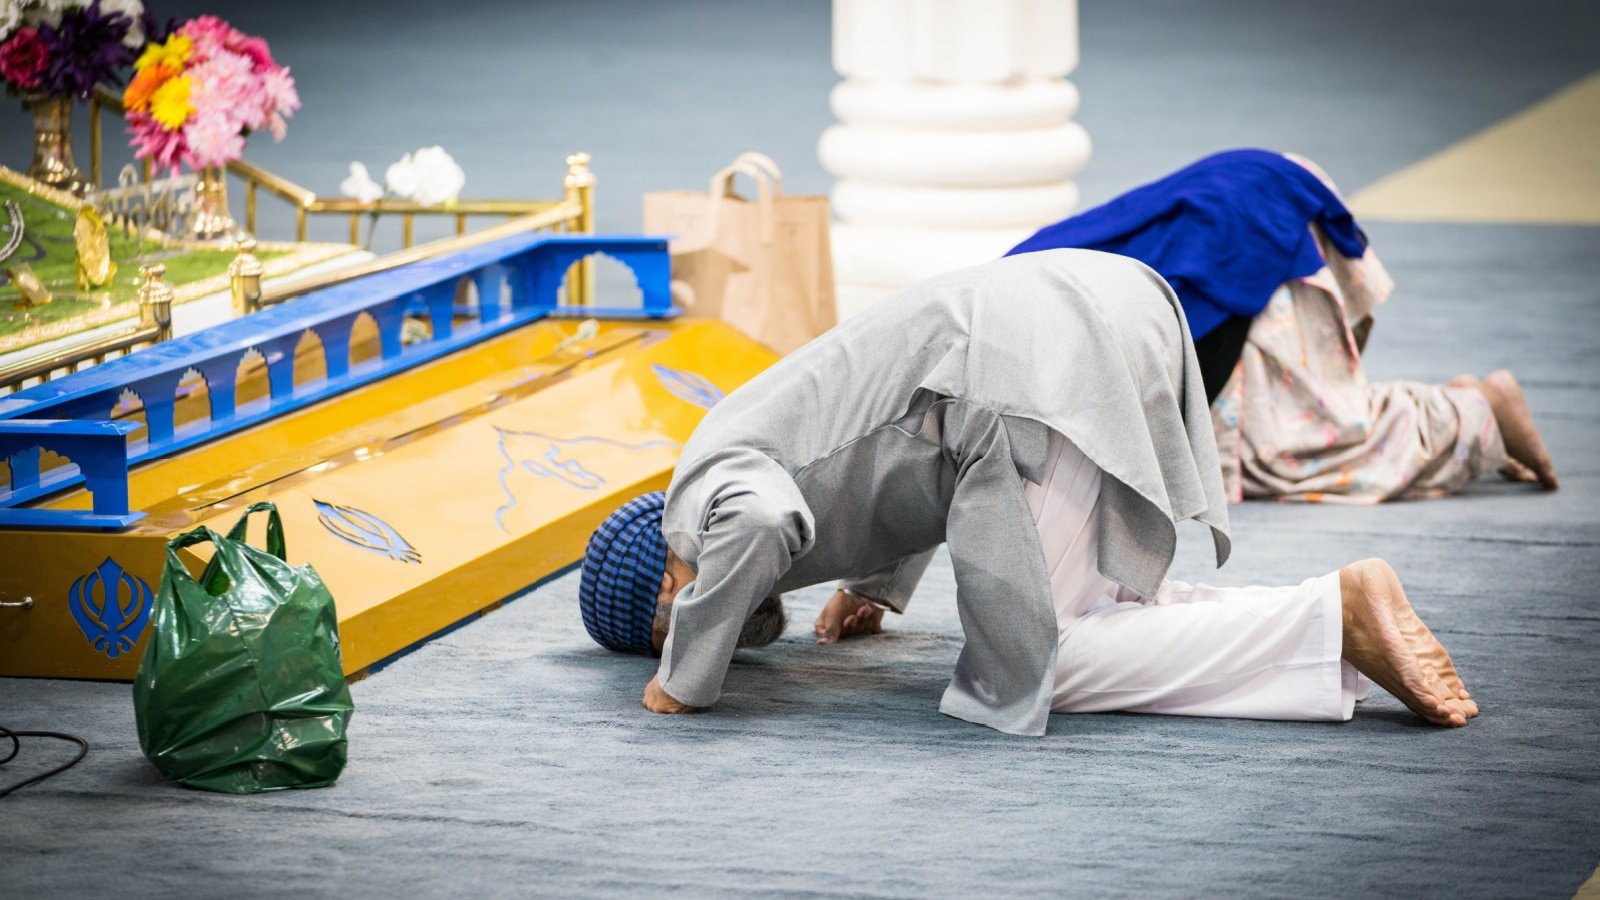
1211, 158, 1507, 504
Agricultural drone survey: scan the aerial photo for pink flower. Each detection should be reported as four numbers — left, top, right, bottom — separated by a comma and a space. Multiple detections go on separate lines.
189, 49, 264, 131
184, 108, 246, 167
262, 66, 298, 118
128, 110, 192, 172
0, 27, 50, 90
178, 15, 238, 59
235, 34, 275, 71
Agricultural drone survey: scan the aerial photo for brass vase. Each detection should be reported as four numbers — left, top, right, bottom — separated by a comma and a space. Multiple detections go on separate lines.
189, 165, 239, 241
24, 94, 90, 196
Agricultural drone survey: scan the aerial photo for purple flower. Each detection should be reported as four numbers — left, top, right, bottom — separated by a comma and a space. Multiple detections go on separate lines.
37, 1, 137, 98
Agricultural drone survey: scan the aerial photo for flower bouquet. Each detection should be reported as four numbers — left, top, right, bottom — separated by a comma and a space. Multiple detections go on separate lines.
122, 15, 298, 238
1, 0, 145, 193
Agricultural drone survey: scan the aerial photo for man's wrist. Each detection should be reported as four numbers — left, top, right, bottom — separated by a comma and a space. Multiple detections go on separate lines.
841, 588, 890, 610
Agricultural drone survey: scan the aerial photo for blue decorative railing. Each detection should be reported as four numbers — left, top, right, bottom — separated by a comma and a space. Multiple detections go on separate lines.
0, 233, 674, 530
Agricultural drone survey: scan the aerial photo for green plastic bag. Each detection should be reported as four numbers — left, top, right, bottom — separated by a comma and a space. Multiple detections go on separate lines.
134, 502, 354, 794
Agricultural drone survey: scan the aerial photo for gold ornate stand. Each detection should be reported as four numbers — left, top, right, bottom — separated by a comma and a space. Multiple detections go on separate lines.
24, 94, 90, 196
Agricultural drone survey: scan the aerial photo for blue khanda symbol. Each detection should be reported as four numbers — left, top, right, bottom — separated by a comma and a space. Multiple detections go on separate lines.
652, 364, 724, 409
68, 557, 154, 659
491, 427, 682, 532
313, 499, 422, 564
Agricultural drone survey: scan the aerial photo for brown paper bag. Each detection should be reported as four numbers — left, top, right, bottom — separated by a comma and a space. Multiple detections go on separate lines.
643, 152, 837, 354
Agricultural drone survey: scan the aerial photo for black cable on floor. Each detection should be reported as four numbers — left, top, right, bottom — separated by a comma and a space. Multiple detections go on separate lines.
0, 724, 88, 798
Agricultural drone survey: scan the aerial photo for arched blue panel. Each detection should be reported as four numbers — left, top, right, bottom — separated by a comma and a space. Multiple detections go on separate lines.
0, 234, 676, 528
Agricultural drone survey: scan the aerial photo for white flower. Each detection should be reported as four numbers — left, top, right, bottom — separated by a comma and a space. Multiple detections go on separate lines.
96, 0, 146, 48
385, 146, 464, 207
340, 162, 384, 204
17, 0, 82, 31
0, 1, 22, 40
383, 156, 418, 200
28, 0, 75, 27
0, 6, 25, 39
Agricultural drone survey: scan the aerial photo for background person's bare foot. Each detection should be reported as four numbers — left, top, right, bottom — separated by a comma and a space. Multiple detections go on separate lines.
1478, 370, 1559, 489
1340, 559, 1471, 727
1498, 458, 1540, 483
1450, 374, 1540, 482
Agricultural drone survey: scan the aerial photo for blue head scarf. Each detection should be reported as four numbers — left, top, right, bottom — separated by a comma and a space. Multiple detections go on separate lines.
1006, 149, 1368, 339
578, 492, 668, 654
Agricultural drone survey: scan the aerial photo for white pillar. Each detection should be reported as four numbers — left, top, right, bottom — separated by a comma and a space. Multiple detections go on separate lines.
821, 0, 1089, 319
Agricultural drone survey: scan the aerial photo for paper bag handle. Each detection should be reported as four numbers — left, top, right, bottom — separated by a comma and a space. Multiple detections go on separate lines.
731, 151, 784, 194
708, 158, 777, 244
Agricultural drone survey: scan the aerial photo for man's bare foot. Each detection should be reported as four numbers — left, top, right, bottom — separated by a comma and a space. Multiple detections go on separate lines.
1478, 370, 1558, 490
1340, 559, 1472, 727
1359, 559, 1477, 718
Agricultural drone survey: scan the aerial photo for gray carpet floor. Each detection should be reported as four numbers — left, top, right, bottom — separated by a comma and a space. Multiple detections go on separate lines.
3, 2, 1598, 897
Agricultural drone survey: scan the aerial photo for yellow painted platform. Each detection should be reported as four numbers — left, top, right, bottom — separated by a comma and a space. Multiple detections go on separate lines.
0, 317, 776, 680
1350, 71, 1600, 224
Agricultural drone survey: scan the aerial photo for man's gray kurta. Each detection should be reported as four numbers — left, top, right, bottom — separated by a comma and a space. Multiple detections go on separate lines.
658, 249, 1232, 736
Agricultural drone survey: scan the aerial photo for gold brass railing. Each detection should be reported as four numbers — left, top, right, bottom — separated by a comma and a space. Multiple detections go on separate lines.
0, 201, 586, 393
0, 262, 174, 390
244, 200, 585, 311
2, 90, 598, 394
89, 87, 594, 252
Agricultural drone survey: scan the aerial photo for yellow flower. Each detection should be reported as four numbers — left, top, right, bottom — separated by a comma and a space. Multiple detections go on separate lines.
123, 62, 176, 113
135, 33, 193, 72
149, 75, 194, 132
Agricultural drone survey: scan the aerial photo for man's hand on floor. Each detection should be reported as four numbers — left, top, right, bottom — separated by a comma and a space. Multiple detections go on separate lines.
643, 676, 699, 714
815, 589, 886, 645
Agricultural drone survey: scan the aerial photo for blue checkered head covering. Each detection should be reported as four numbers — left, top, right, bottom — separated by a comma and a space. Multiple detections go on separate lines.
578, 492, 668, 654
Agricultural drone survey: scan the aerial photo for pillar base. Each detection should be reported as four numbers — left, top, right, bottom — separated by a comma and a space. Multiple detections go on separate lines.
831, 221, 1031, 291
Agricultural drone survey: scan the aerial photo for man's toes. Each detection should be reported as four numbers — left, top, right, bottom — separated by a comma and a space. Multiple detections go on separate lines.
1399, 661, 1469, 725
1423, 674, 1476, 723
1424, 697, 1468, 727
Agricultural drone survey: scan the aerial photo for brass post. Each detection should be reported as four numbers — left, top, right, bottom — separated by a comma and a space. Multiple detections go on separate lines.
296, 206, 308, 242
247, 180, 258, 234
563, 152, 596, 306
349, 213, 360, 246
89, 98, 102, 188
402, 213, 415, 248
137, 264, 175, 343
228, 236, 266, 317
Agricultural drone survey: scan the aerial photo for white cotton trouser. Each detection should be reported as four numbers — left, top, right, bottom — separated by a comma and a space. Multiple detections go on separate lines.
1026, 432, 1371, 721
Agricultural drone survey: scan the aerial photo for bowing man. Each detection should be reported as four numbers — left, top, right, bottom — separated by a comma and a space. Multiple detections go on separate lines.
576, 250, 1476, 735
